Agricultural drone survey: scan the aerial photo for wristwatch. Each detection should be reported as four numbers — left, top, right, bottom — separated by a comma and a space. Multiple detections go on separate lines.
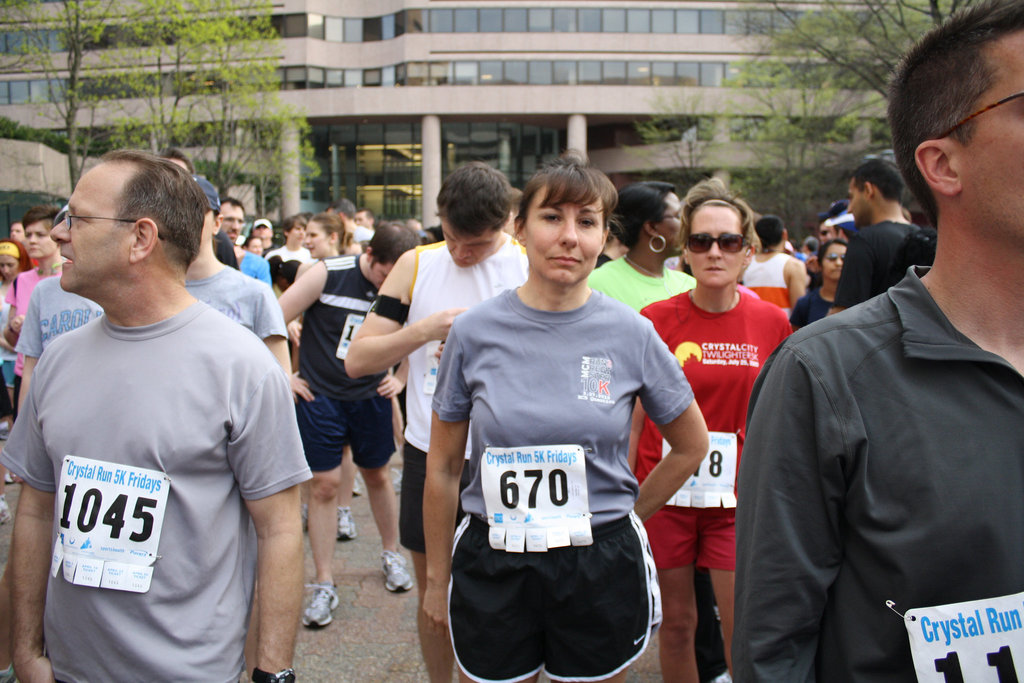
252, 667, 296, 683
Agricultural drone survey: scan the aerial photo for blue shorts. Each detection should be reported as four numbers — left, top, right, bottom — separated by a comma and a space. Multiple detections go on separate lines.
1, 360, 13, 388
296, 393, 394, 472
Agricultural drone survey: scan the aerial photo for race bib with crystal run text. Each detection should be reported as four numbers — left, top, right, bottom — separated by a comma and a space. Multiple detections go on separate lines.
480, 444, 592, 552
662, 431, 738, 508
52, 455, 170, 593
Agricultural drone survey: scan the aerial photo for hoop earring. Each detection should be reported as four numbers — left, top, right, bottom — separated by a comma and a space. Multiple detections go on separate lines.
649, 234, 667, 254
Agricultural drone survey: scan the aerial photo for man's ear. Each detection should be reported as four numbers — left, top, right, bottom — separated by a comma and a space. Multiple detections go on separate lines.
128, 218, 161, 264
916, 138, 963, 201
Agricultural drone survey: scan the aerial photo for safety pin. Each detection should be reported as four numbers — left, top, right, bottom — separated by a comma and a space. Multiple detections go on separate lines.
886, 600, 916, 621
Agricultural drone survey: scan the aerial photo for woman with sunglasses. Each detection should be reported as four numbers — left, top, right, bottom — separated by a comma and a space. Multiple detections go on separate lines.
634, 178, 791, 682
588, 181, 695, 312
790, 238, 848, 331
423, 152, 710, 683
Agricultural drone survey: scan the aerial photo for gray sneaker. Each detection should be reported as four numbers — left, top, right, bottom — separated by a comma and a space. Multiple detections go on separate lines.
382, 550, 413, 592
0, 662, 15, 683
337, 506, 357, 541
302, 582, 339, 628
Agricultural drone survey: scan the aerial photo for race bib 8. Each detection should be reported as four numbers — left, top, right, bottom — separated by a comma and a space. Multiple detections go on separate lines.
336, 313, 364, 360
904, 591, 1024, 682
53, 456, 170, 593
662, 431, 738, 508
480, 445, 592, 552
422, 340, 441, 395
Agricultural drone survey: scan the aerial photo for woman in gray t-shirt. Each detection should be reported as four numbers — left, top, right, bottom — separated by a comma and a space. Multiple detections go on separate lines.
422, 151, 710, 683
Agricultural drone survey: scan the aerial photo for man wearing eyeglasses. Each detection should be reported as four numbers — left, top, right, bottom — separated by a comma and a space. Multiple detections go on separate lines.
736, 3, 1024, 681
1, 150, 310, 683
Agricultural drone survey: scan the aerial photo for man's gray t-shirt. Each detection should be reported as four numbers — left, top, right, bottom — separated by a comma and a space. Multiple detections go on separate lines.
16, 277, 104, 358
186, 266, 286, 340
433, 289, 694, 526
1, 302, 310, 682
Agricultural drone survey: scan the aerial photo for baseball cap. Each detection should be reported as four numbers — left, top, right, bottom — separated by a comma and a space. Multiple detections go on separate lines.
193, 176, 220, 212
826, 211, 857, 235
817, 199, 849, 221
252, 218, 273, 232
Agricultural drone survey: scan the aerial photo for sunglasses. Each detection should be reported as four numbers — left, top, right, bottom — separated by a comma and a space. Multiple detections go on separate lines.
823, 253, 845, 261
686, 233, 746, 253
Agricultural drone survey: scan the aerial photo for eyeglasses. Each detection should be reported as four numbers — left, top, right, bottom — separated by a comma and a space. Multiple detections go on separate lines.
54, 209, 136, 231
823, 253, 845, 262
686, 233, 747, 253
939, 90, 1024, 138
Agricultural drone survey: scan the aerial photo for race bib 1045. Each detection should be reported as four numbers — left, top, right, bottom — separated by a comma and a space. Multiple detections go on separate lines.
54, 455, 170, 593
904, 591, 1024, 682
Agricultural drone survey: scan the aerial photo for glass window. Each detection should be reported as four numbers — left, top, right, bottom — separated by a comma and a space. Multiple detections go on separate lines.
479, 8, 502, 32
603, 61, 626, 85
553, 9, 575, 32
529, 8, 552, 32
382, 65, 396, 87
553, 61, 576, 85
284, 67, 306, 91
344, 18, 362, 42
405, 62, 428, 86
677, 10, 699, 33
504, 8, 527, 32
429, 62, 451, 85
652, 10, 674, 34
603, 9, 625, 33
10, 81, 28, 103
627, 9, 650, 33
308, 14, 324, 40
324, 17, 342, 42
529, 61, 553, 85
307, 67, 325, 89
403, 9, 426, 33
0, 82, 8, 106
345, 69, 362, 87
364, 17, 382, 42
628, 62, 650, 85
29, 79, 50, 102
578, 9, 601, 32
578, 61, 601, 84
479, 61, 502, 83
326, 69, 343, 87
677, 62, 699, 86
364, 68, 382, 87
282, 15, 306, 38
395, 63, 407, 85
382, 14, 396, 40
700, 63, 725, 86
431, 9, 453, 33
453, 62, 477, 85
652, 62, 676, 86
701, 10, 724, 34
454, 9, 477, 32
503, 60, 527, 85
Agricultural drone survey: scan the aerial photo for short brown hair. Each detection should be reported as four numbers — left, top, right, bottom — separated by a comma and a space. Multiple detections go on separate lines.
437, 162, 513, 236
20, 205, 59, 231
516, 150, 618, 230
888, 0, 1024, 226
102, 149, 205, 269
680, 178, 759, 251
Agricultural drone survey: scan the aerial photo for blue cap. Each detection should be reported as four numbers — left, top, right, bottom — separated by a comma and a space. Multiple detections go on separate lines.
193, 176, 220, 212
818, 199, 849, 221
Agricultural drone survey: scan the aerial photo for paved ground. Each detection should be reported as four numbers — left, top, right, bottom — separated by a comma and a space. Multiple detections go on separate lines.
0, 461, 664, 682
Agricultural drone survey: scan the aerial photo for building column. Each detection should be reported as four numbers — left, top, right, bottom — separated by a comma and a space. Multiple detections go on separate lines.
421, 115, 441, 226
567, 114, 587, 157
280, 121, 300, 218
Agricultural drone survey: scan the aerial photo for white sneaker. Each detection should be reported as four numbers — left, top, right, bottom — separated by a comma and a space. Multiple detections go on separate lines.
381, 550, 413, 592
337, 506, 357, 541
0, 494, 9, 525
302, 582, 339, 628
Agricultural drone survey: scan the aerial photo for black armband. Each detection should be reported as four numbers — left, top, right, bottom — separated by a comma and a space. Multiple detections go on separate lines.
369, 295, 409, 324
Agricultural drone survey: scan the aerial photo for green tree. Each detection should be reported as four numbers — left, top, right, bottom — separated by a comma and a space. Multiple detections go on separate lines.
0, 0, 121, 187
102, 0, 302, 211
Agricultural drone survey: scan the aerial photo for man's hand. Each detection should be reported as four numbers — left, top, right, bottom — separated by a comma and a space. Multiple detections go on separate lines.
13, 653, 55, 683
286, 320, 302, 347
420, 308, 467, 342
376, 374, 404, 399
290, 374, 313, 403
422, 582, 449, 634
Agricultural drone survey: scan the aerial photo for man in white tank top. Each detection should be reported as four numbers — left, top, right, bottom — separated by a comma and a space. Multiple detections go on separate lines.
346, 162, 528, 682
